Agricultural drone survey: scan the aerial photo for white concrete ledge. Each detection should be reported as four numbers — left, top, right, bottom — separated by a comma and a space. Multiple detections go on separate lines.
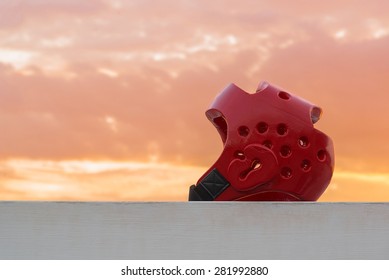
0, 202, 388, 259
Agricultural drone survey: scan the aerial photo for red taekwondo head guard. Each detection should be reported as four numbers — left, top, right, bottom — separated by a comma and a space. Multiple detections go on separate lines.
189, 81, 334, 201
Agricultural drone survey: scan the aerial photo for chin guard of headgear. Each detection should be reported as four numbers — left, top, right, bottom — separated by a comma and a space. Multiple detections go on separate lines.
189, 81, 334, 201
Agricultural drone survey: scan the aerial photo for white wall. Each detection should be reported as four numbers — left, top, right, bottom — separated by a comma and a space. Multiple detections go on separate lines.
0, 202, 388, 259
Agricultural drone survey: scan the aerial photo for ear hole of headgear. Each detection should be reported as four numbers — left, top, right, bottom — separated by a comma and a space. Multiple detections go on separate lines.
206, 109, 228, 143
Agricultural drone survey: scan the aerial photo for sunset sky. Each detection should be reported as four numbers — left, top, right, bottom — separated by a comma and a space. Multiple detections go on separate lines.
1, 0, 389, 201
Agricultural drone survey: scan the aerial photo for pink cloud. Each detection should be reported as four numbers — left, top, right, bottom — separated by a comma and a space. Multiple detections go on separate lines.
0, 0, 106, 29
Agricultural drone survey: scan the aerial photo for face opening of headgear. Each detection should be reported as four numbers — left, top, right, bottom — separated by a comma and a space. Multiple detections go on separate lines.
189, 81, 334, 201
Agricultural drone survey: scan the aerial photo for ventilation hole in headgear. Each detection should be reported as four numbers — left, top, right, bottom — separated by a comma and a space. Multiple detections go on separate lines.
278, 91, 290, 100
317, 150, 327, 162
301, 159, 311, 172
234, 151, 245, 160
256, 122, 268, 134
281, 167, 292, 179
311, 106, 322, 124
252, 159, 262, 170
239, 159, 262, 179
262, 140, 273, 149
256, 81, 269, 93
277, 123, 288, 136
280, 145, 292, 158
298, 136, 309, 148
238, 126, 250, 137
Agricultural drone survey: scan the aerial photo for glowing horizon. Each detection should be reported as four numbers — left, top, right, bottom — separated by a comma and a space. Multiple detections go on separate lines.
2, 158, 389, 201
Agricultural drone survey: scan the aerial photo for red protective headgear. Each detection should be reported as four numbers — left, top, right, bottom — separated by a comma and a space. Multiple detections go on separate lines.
189, 81, 334, 201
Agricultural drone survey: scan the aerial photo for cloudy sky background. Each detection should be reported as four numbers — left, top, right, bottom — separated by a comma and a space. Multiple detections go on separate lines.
1, 0, 389, 201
